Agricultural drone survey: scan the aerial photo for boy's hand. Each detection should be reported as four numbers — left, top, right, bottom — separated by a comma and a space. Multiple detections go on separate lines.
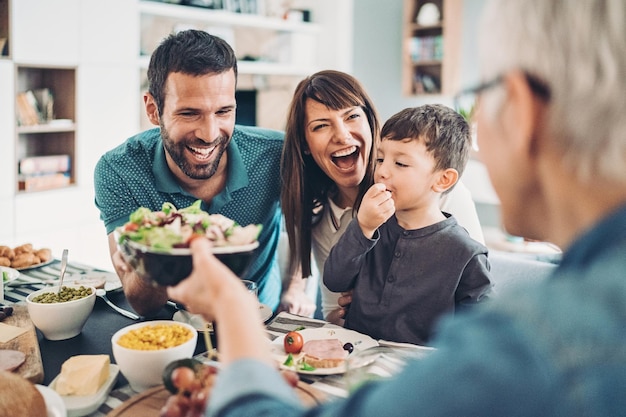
357, 183, 395, 238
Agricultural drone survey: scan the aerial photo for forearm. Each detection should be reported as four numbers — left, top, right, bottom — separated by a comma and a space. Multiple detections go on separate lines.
108, 232, 168, 316
213, 278, 274, 367
121, 271, 169, 317
280, 264, 316, 316
285, 273, 308, 293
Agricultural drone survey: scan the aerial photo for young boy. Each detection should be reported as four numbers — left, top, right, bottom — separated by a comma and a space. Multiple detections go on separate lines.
324, 104, 492, 345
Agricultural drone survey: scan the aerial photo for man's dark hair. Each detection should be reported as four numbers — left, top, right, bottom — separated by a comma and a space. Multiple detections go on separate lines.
147, 29, 238, 115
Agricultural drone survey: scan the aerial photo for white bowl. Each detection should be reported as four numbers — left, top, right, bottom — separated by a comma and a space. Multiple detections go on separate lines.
26, 285, 96, 341
111, 320, 197, 392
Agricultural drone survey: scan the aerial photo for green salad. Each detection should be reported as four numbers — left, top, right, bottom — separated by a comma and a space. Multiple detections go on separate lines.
117, 200, 262, 251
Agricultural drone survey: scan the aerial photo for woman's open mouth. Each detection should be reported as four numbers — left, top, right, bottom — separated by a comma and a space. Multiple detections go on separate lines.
331, 146, 360, 170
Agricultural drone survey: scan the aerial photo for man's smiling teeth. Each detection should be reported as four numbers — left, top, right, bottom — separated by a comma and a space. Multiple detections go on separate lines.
188, 145, 215, 160
331, 146, 357, 158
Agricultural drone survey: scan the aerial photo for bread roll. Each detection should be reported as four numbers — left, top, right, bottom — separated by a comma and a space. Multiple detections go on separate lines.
0, 257, 10, 267
13, 244, 33, 255
11, 252, 37, 269
0, 371, 47, 417
0, 246, 13, 258
35, 248, 52, 262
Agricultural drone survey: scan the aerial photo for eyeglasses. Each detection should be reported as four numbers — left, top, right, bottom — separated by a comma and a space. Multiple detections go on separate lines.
454, 72, 551, 121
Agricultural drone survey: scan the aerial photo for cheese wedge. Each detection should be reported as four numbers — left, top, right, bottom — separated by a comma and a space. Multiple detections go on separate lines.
55, 355, 110, 396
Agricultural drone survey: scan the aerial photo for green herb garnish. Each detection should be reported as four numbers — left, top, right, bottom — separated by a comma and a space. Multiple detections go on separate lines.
298, 361, 316, 371
283, 353, 295, 367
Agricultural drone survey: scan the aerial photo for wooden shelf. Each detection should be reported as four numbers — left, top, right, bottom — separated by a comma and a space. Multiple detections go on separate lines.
406, 22, 444, 31
402, 0, 462, 96
17, 122, 76, 134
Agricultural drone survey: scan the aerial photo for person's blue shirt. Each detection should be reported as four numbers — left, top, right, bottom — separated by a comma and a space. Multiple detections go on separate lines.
207, 203, 626, 416
94, 125, 284, 310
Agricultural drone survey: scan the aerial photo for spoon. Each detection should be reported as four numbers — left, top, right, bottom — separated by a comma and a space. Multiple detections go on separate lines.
57, 249, 68, 295
96, 289, 140, 320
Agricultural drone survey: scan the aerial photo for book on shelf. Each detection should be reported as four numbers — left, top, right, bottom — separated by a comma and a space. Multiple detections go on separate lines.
32, 88, 55, 121
16, 91, 41, 126
413, 72, 441, 94
18, 173, 71, 192
409, 35, 443, 62
15, 88, 55, 126
19, 155, 71, 176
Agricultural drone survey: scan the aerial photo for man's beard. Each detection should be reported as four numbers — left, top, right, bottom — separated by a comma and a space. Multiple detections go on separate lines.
161, 123, 229, 180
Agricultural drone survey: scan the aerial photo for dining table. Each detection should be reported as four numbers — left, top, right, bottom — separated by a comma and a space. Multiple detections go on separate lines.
2, 259, 431, 416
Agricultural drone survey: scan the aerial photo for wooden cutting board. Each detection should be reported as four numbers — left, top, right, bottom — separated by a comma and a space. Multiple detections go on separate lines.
0, 304, 44, 383
107, 381, 326, 416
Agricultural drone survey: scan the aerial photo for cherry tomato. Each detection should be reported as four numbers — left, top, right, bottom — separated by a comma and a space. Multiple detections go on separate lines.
124, 222, 139, 231
171, 366, 197, 392
283, 331, 304, 354
187, 233, 206, 245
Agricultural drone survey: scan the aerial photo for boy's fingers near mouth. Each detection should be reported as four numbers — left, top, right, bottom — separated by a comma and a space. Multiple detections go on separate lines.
371, 182, 391, 196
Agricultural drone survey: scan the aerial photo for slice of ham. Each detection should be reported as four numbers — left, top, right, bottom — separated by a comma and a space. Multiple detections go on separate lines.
0, 349, 26, 372
301, 339, 348, 368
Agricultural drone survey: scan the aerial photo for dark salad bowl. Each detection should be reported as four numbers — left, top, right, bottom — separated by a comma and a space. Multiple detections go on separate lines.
118, 238, 259, 287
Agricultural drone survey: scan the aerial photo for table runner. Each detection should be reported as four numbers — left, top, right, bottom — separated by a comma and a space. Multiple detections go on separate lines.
2, 260, 118, 305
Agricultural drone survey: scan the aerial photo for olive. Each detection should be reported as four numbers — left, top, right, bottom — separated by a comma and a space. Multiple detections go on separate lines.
0, 306, 12, 316
343, 342, 354, 354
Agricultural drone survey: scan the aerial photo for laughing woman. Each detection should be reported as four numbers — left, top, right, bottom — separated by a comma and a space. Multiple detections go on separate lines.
279, 70, 484, 323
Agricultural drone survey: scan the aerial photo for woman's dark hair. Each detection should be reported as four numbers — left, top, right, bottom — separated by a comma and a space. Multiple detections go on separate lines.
147, 29, 238, 115
280, 70, 380, 277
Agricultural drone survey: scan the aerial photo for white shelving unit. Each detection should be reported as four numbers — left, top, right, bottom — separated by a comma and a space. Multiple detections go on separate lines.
139, 1, 320, 76
139, 1, 320, 32
0, 0, 137, 268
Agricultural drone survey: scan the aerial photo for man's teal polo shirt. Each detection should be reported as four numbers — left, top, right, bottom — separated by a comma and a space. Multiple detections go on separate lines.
94, 125, 284, 310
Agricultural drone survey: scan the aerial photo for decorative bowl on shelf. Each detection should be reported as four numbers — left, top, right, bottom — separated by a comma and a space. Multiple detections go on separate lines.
416, 2, 440, 25
117, 237, 259, 287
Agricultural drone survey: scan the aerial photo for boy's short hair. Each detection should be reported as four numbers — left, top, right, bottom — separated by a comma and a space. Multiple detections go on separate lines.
380, 104, 472, 179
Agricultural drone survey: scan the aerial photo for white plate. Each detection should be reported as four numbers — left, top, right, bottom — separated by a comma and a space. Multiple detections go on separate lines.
270, 327, 378, 375
1, 266, 20, 285
14, 258, 55, 271
173, 303, 273, 331
48, 364, 119, 417
259, 303, 273, 322
172, 311, 213, 332
35, 384, 67, 417
65, 271, 123, 293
